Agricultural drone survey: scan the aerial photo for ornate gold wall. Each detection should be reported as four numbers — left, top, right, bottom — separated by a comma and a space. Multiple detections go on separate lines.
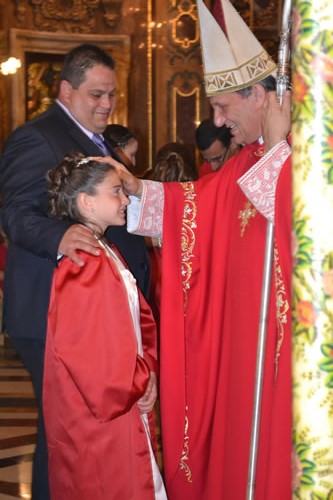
0, 0, 281, 174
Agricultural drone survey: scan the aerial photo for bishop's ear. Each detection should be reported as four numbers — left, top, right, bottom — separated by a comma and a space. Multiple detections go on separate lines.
252, 83, 267, 107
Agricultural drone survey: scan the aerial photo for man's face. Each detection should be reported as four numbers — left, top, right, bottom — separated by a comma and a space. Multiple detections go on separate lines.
209, 90, 262, 145
62, 64, 117, 134
201, 139, 228, 171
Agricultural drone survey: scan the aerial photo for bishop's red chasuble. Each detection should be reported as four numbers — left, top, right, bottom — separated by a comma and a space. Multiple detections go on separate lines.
43, 248, 159, 500
159, 142, 292, 499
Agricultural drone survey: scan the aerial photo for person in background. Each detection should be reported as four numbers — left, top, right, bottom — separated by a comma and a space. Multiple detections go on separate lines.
103, 124, 151, 297
44, 152, 167, 500
147, 142, 198, 324
0, 43, 150, 499
195, 118, 239, 177
103, 123, 151, 299
151, 142, 198, 183
103, 123, 138, 171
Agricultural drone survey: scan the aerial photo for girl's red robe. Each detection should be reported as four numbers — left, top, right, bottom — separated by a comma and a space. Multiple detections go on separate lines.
43, 248, 158, 500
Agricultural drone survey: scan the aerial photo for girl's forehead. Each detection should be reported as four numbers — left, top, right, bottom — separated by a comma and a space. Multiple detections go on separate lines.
107, 169, 120, 182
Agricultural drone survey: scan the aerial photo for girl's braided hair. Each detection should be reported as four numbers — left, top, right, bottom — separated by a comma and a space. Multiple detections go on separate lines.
47, 151, 115, 225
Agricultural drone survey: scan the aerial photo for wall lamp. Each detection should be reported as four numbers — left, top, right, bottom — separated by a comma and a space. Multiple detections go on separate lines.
0, 57, 22, 75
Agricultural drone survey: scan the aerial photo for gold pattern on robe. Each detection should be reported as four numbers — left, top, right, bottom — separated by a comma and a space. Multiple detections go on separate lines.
239, 201, 257, 237
181, 182, 197, 311
179, 410, 192, 482
274, 247, 289, 380
178, 183, 197, 482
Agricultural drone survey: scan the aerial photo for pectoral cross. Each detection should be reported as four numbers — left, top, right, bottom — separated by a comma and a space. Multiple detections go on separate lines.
239, 201, 257, 237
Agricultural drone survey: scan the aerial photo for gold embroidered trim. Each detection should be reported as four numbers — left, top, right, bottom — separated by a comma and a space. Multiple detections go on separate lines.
238, 201, 257, 237
204, 51, 276, 96
178, 183, 196, 482
179, 408, 192, 482
181, 182, 197, 312
274, 247, 289, 379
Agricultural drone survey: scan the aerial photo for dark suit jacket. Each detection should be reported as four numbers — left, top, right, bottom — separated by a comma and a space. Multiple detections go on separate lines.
0, 103, 150, 339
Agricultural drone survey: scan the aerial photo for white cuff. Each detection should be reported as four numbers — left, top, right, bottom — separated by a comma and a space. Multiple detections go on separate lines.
238, 140, 291, 222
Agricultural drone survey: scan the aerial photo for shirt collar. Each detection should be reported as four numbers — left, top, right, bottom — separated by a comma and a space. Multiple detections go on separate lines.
56, 99, 95, 140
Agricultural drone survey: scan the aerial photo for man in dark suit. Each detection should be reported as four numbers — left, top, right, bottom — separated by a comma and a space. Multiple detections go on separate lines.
0, 44, 150, 499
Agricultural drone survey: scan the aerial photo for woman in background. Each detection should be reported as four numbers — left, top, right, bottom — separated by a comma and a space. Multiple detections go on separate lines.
150, 142, 198, 182
103, 124, 138, 172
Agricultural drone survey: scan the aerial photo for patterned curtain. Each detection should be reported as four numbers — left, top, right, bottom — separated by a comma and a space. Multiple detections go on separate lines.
292, 0, 333, 496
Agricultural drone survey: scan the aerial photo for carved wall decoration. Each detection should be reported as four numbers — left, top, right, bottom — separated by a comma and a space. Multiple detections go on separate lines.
231, 0, 281, 59
101, 0, 122, 28
10, 29, 130, 129
168, 71, 202, 144
167, 0, 201, 65
152, 0, 205, 160
29, 0, 100, 32
253, 0, 279, 28
170, 1, 199, 50
15, 0, 27, 24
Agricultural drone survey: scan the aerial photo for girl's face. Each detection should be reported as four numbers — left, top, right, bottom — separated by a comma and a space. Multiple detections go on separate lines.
83, 170, 129, 232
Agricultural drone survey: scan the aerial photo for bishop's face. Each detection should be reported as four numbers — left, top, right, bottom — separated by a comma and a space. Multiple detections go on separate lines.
209, 89, 263, 145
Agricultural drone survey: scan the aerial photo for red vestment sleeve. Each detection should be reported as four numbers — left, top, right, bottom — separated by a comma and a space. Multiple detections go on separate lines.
46, 250, 153, 422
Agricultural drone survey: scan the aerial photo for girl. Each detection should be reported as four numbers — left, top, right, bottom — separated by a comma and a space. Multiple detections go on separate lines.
43, 152, 167, 499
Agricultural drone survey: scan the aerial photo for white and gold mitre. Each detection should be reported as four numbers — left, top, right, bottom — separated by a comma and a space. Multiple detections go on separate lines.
197, 0, 277, 96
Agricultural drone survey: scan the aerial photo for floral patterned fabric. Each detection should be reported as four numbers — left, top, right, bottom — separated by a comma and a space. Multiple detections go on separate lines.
292, 0, 333, 496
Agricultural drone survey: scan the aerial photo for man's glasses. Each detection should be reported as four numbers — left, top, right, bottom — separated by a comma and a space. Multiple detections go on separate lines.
203, 147, 229, 167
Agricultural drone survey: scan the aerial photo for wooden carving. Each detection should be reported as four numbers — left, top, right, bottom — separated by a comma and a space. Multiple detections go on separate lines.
30, 0, 100, 32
